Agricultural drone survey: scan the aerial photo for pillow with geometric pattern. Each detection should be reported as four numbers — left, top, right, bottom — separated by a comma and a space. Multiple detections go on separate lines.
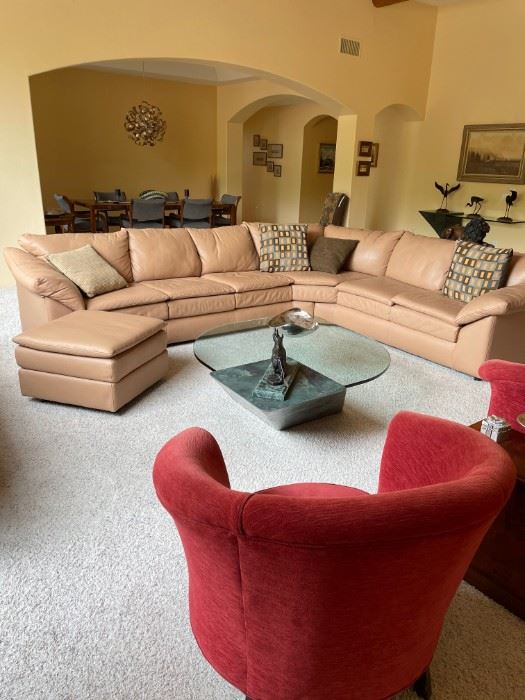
442, 240, 513, 303
259, 224, 310, 272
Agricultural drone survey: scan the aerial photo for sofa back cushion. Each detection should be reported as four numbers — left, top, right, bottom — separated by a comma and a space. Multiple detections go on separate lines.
324, 226, 403, 276
128, 228, 201, 281
19, 230, 133, 282
188, 225, 258, 274
386, 232, 456, 291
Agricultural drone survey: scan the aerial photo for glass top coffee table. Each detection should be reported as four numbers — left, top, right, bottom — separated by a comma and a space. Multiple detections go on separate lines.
194, 317, 390, 429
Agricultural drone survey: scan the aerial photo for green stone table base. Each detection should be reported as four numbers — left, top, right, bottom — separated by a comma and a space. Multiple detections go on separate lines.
211, 359, 346, 430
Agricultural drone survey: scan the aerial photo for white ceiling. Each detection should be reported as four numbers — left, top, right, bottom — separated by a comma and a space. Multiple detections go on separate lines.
85, 59, 256, 85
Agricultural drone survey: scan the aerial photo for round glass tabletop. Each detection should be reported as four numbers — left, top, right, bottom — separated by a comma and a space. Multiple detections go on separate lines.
193, 317, 390, 388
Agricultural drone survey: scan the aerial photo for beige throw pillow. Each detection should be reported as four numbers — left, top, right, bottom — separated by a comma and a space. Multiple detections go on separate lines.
47, 245, 127, 298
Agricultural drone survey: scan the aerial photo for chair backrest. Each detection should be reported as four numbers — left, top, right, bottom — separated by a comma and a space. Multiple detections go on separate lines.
479, 359, 525, 432
320, 192, 349, 226
53, 193, 73, 214
220, 194, 241, 206
131, 198, 165, 223
139, 189, 168, 200
166, 191, 179, 201
153, 411, 515, 700
94, 190, 125, 201
182, 198, 212, 221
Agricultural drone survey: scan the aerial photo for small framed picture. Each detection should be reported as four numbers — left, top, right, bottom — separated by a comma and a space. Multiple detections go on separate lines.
266, 160, 274, 172
260, 138, 268, 150
318, 143, 336, 174
253, 151, 267, 166
356, 161, 371, 176
370, 143, 379, 167
253, 134, 260, 147
274, 164, 282, 177
358, 141, 373, 157
268, 143, 283, 159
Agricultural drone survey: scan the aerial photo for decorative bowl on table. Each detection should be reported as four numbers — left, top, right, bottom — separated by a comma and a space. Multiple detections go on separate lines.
269, 307, 319, 336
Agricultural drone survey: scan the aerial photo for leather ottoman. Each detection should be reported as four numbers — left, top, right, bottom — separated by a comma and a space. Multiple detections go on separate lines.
13, 310, 168, 412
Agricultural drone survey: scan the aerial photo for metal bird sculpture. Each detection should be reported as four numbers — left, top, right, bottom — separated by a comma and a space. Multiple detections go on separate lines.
465, 196, 484, 217
435, 181, 461, 212
498, 190, 518, 222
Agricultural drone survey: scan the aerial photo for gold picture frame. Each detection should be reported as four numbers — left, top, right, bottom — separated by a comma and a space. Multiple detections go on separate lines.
457, 123, 525, 184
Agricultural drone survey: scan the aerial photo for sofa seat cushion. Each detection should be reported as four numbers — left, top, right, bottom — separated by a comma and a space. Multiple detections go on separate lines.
19, 230, 133, 282
128, 228, 201, 281
87, 283, 169, 311
13, 310, 165, 358
168, 295, 235, 319
292, 284, 338, 303
204, 271, 291, 293
113, 303, 169, 320
142, 277, 233, 300
284, 270, 340, 286
337, 278, 419, 321
235, 286, 293, 309
386, 232, 456, 291
337, 277, 418, 305
324, 226, 404, 276
390, 306, 459, 342
392, 289, 463, 324
187, 225, 259, 274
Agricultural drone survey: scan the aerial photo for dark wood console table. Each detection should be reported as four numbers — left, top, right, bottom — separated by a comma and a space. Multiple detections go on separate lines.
465, 422, 525, 619
419, 210, 525, 237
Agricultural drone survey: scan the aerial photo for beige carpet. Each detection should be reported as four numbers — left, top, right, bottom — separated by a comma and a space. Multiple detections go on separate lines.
1, 287, 524, 699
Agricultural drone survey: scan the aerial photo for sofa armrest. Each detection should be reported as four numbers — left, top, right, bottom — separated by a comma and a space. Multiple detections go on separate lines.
455, 283, 525, 325
4, 247, 85, 311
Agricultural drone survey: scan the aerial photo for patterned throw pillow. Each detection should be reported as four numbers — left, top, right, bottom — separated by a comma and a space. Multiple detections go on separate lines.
442, 240, 513, 303
47, 245, 127, 298
259, 224, 310, 272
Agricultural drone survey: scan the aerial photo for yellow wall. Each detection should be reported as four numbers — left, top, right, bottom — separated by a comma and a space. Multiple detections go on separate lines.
0, 0, 437, 285
396, 0, 525, 249
299, 117, 337, 223
30, 68, 217, 210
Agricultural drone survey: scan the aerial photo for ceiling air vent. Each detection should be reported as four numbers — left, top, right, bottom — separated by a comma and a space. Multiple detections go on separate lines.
340, 37, 360, 57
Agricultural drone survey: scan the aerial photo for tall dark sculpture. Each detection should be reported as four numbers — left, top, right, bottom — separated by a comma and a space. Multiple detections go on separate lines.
434, 181, 461, 212
465, 196, 484, 217
267, 329, 287, 386
498, 190, 518, 222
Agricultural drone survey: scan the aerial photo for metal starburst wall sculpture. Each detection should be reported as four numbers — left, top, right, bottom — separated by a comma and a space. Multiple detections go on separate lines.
124, 100, 167, 147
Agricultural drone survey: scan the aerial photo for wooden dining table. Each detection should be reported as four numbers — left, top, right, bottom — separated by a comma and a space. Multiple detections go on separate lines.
72, 199, 236, 231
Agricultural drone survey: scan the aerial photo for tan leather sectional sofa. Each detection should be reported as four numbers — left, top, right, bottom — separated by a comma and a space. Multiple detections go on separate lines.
5, 223, 525, 377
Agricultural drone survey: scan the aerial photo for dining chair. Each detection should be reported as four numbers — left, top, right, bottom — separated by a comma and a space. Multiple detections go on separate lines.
320, 192, 349, 226
94, 190, 127, 228
153, 411, 515, 700
53, 193, 104, 232
121, 198, 167, 228
213, 194, 241, 227
174, 198, 213, 228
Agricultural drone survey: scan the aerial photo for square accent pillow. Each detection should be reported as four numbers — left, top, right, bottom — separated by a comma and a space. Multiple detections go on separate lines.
47, 245, 127, 298
310, 237, 358, 274
259, 224, 310, 272
442, 240, 513, 303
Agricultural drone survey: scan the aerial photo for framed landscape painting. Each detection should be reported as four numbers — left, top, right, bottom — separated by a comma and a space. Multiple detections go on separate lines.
457, 123, 525, 184
318, 143, 336, 173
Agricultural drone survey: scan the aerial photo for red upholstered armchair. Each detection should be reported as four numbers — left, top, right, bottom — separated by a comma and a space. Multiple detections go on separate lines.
479, 359, 525, 433
153, 412, 515, 700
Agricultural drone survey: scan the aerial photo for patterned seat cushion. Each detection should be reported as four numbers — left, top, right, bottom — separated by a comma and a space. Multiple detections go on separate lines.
259, 224, 310, 273
442, 240, 513, 303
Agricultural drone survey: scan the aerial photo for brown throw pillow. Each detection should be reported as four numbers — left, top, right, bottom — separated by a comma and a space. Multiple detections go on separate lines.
47, 245, 127, 298
310, 237, 358, 274
442, 240, 513, 303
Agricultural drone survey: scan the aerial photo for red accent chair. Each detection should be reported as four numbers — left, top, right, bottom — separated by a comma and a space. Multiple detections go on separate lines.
479, 359, 525, 433
153, 412, 515, 700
